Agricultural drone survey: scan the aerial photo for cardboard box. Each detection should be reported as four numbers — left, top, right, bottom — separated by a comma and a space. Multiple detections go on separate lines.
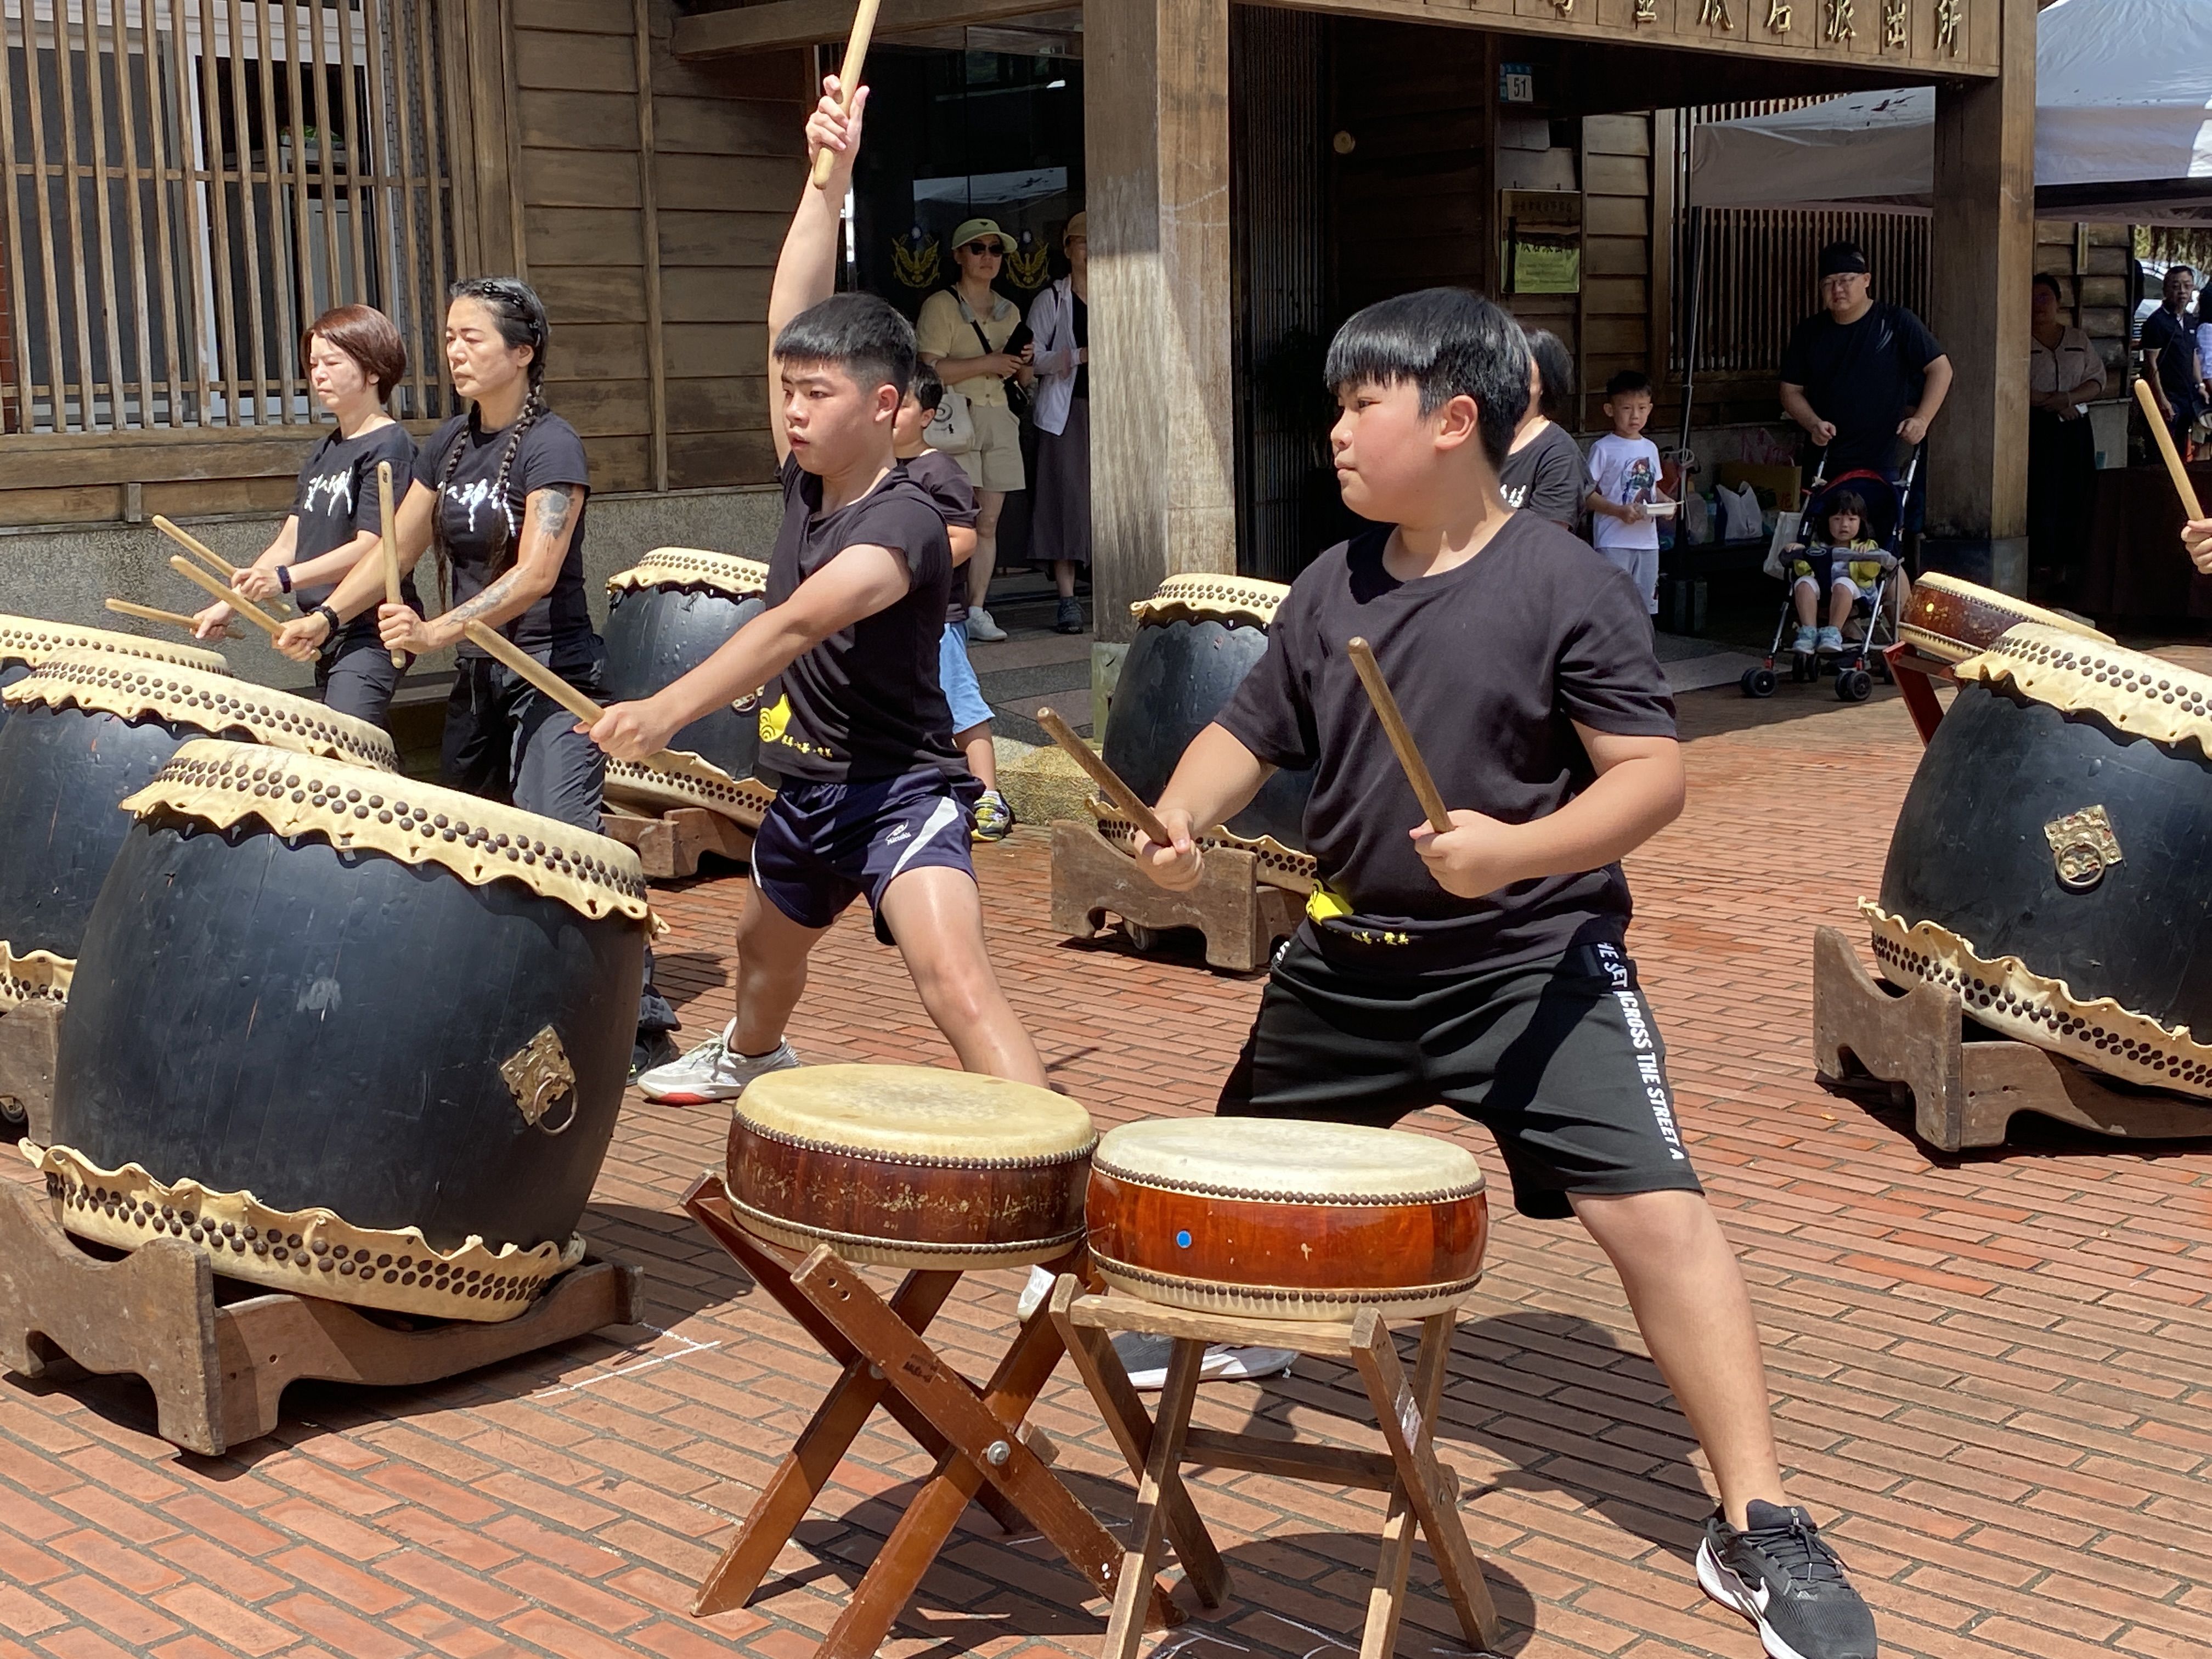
1717, 462, 1802, 513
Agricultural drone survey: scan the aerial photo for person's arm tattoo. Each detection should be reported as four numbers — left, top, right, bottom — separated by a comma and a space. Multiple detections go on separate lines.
444, 487, 575, 628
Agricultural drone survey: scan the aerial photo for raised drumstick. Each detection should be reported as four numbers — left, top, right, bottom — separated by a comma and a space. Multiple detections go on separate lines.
810, 0, 882, 188
1345, 637, 1452, 835
153, 514, 239, 583
105, 597, 240, 639
1034, 706, 1175, 849
377, 459, 413, 671
2135, 379, 2206, 520
169, 556, 283, 635
461, 620, 730, 787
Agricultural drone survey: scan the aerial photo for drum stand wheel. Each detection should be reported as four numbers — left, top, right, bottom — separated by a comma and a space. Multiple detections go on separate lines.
0, 999, 60, 1142
1046, 1277, 1504, 1659
678, 1175, 1184, 1657
1049, 820, 1302, 975
1813, 926, 2212, 1152
0, 1181, 642, 1456
600, 804, 753, 882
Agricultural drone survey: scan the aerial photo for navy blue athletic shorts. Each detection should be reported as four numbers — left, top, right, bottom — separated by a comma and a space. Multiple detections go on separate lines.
752, 769, 983, 944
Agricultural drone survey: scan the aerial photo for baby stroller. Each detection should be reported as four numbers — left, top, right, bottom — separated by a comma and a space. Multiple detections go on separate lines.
1740, 452, 1918, 704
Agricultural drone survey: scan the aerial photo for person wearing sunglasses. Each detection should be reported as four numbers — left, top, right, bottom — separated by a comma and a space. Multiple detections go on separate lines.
916, 218, 1031, 642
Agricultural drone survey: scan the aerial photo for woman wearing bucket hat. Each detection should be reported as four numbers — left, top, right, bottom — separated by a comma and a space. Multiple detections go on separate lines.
1025, 211, 1090, 634
917, 217, 1029, 642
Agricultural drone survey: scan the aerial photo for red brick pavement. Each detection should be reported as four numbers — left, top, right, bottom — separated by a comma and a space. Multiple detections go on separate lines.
3, 679, 2210, 1659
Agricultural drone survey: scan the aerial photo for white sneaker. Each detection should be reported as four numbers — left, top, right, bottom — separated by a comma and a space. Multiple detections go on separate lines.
1110, 1333, 1297, 1390
964, 607, 1007, 642
636, 1028, 799, 1104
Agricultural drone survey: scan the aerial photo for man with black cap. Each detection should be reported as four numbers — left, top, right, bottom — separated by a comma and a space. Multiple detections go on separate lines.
1780, 241, 1953, 487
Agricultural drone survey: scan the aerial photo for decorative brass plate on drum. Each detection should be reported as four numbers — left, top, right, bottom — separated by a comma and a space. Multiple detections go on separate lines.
2045, 806, 2121, 893
501, 1026, 578, 1135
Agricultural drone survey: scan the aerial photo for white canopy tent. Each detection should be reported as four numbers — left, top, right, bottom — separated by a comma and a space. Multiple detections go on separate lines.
1688, 0, 2212, 224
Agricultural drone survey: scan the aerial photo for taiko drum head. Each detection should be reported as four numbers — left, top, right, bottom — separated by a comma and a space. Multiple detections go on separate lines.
725, 1064, 1097, 1270
1899, 572, 2111, 664
0, 614, 230, 737
1086, 1118, 1489, 1321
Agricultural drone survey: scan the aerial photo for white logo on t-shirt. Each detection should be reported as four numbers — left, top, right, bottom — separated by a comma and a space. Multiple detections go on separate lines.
301, 467, 353, 518
443, 477, 514, 541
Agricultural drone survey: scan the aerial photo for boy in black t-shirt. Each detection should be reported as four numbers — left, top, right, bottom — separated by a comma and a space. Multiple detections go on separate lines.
591, 78, 1046, 1103
1134, 290, 1877, 1659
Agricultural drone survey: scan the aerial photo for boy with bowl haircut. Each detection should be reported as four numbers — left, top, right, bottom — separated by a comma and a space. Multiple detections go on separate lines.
593, 77, 1045, 1101
1133, 289, 1877, 1659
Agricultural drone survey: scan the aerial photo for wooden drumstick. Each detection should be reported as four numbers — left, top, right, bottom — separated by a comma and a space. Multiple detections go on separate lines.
1034, 706, 1176, 848
461, 620, 730, 786
153, 514, 239, 583
810, 0, 881, 188
105, 597, 239, 639
1345, 637, 1452, 835
2134, 378, 2207, 520
168, 556, 283, 636
376, 459, 413, 671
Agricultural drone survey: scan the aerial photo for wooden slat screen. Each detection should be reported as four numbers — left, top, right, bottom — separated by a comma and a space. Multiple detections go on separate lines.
1668, 103, 1931, 381
0, 0, 457, 435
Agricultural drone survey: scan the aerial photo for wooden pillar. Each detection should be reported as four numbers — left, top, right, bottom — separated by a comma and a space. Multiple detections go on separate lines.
1086, 0, 1235, 645
1925, 0, 2033, 573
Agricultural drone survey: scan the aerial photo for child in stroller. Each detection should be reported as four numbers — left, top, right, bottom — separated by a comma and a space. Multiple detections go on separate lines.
1785, 487, 1911, 659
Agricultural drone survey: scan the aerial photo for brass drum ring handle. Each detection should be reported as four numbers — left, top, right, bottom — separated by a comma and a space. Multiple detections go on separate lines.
530, 1077, 579, 1136
2053, 840, 2109, 893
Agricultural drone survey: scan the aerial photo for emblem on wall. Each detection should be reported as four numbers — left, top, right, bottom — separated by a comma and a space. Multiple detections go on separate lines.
893, 228, 941, 289
1006, 232, 1050, 291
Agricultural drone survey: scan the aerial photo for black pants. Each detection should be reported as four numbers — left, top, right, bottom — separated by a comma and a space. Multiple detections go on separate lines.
443, 653, 678, 1037
314, 626, 403, 732
2027, 409, 2096, 583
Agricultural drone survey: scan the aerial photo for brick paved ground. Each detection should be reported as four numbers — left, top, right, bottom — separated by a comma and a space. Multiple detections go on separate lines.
4, 674, 2210, 1659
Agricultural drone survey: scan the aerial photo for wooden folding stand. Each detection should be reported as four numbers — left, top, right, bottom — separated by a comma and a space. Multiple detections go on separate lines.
0, 999, 61, 1142
0, 1182, 641, 1455
1050, 820, 1302, 975
680, 1176, 1183, 1658
1880, 641, 1955, 746
1048, 1278, 1503, 1659
599, 803, 754, 882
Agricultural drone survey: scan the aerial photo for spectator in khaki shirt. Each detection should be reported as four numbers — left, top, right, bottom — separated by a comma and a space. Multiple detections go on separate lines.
917, 217, 1028, 642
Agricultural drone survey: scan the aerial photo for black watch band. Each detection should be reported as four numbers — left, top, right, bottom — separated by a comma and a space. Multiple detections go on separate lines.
276, 565, 293, 593
314, 605, 342, 637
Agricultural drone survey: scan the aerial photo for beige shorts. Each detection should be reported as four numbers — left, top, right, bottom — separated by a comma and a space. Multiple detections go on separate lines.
952, 401, 1025, 495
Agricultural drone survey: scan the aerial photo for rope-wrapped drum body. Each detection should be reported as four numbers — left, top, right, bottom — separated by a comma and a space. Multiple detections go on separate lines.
1871, 624, 2212, 1096
35, 741, 651, 1321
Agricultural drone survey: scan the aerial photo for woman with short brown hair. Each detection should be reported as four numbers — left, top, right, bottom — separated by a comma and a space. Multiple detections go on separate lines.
194, 303, 417, 731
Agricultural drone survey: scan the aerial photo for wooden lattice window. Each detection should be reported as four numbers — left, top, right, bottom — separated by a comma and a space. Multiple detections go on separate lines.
0, 1, 459, 435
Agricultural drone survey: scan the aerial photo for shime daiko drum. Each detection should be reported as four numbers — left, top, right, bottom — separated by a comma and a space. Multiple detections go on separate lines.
33, 739, 652, 1321
0, 614, 229, 737
1094, 574, 1316, 890
724, 1065, 1096, 1269
601, 548, 776, 827
1085, 1118, 1489, 1320
1868, 624, 2212, 1097
0, 653, 394, 1006
1898, 572, 2112, 664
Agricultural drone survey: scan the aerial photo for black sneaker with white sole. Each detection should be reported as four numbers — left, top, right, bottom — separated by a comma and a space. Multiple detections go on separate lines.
1697, 1500, 1877, 1659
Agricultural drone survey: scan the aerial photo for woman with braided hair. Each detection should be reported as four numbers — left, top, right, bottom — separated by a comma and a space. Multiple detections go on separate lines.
276, 277, 682, 1073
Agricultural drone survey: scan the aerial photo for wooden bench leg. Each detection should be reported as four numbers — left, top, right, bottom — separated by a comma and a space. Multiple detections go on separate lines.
792, 1248, 1181, 1659
1349, 1311, 1502, 1654
1101, 1337, 1206, 1659
1048, 1274, 1230, 1610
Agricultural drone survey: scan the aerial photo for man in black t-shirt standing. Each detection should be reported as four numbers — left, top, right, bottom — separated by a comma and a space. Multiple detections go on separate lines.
1780, 241, 1953, 490
589, 75, 1046, 1105
1135, 289, 1880, 1659
2140, 264, 2204, 456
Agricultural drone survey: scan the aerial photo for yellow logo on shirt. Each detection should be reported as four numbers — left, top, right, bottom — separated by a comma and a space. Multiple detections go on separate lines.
1306, 880, 1409, 945
758, 696, 792, 746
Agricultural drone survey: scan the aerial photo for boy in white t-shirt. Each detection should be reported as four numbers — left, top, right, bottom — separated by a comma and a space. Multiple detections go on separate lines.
1584, 370, 1669, 616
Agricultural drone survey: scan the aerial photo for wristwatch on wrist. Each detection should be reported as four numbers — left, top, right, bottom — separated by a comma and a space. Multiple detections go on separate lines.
314, 605, 341, 637
276, 565, 293, 594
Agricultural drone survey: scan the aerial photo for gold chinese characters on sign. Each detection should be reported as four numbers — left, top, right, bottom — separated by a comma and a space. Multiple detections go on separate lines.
1883, 0, 1909, 46
1634, 0, 1657, 19
1766, 0, 1793, 30
1824, 0, 1854, 39
1700, 0, 1735, 27
1936, 0, 1963, 53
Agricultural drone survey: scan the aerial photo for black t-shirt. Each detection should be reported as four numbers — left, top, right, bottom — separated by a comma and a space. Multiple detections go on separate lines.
1073, 293, 1089, 402
1495, 422, 1587, 528
899, 447, 980, 625
759, 455, 960, 785
2142, 307, 2206, 420
1216, 515, 1677, 973
1779, 302, 1944, 474
289, 422, 419, 614
413, 409, 594, 664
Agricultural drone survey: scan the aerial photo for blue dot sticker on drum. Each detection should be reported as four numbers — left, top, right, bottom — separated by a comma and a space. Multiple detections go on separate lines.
1176, 1229, 1192, 1249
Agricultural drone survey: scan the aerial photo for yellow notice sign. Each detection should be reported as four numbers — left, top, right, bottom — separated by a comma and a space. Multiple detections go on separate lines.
1511, 241, 1581, 294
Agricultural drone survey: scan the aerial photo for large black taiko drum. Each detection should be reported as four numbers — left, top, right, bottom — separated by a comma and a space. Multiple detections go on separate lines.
36, 738, 652, 1321
1097, 574, 1316, 888
0, 614, 230, 738
1869, 624, 2212, 1097
0, 653, 395, 998
599, 548, 776, 827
